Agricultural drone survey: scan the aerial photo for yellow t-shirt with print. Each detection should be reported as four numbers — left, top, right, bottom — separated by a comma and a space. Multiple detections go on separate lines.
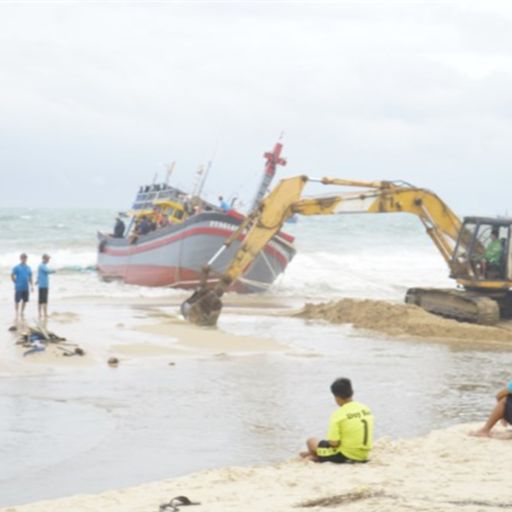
327, 400, 374, 461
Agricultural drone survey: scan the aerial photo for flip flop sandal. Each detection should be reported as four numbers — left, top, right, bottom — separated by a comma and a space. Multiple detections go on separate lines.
56, 346, 75, 356
159, 496, 201, 511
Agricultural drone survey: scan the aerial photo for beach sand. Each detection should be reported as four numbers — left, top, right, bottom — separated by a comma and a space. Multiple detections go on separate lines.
2, 422, 510, 512
2, 296, 512, 511
0, 298, 285, 376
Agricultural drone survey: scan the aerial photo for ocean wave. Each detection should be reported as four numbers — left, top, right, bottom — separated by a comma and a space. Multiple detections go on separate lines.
0, 250, 97, 272
274, 248, 452, 301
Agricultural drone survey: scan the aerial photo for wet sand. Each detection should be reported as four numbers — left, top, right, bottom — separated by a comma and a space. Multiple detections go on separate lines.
2, 422, 511, 512
2, 296, 512, 511
0, 298, 285, 376
297, 298, 512, 345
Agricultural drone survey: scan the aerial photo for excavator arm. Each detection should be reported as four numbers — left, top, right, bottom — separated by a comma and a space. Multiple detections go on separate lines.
181, 176, 468, 326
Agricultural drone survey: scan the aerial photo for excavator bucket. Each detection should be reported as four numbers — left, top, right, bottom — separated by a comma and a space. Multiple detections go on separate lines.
180, 267, 223, 326
180, 288, 223, 326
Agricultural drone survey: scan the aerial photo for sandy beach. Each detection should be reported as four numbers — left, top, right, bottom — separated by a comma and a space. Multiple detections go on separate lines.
2, 422, 511, 512
2, 295, 512, 511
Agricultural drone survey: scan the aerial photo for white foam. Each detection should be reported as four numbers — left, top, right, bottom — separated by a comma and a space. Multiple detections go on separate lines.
0, 250, 97, 271
274, 247, 452, 300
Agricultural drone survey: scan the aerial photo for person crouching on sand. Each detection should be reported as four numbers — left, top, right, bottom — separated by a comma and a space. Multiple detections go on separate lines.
301, 377, 374, 463
470, 380, 512, 437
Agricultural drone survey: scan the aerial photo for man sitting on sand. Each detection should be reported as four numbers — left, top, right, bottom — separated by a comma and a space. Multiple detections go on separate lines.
470, 381, 512, 437
301, 377, 374, 463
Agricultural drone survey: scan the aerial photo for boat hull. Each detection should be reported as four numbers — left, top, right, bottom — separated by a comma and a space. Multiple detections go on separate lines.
97, 212, 295, 293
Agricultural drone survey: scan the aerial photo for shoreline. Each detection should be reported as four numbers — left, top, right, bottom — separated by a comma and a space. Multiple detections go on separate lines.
2, 422, 509, 512
2, 297, 512, 511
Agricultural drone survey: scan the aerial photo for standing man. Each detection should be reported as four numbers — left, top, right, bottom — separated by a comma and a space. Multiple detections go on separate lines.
11, 253, 33, 320
36, 254, 55, 319
113, 216, 126, 238
301, 377, 374, 463
218, 196, 230, 213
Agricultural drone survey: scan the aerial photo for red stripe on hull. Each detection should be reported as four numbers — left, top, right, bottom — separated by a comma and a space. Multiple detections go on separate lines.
100, 265, 254, 292
102, 226, 290, 268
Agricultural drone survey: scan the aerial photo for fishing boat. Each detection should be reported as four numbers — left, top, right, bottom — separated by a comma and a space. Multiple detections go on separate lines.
96, 141, 296, 292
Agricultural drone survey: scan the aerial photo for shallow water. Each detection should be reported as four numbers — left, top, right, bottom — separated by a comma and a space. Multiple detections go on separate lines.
1, 208, 510, 506
1, 312, 511, 507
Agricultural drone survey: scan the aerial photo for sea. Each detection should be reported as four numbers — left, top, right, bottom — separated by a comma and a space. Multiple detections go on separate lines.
0, 207, 453, 304
1, 208, 511, 507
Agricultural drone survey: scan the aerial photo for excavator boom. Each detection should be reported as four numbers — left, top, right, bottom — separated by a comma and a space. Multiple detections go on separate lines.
181, 175, 486, 326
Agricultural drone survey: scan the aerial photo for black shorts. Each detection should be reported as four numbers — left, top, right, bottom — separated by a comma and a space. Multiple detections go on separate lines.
316, 440, 365, 464
38, 288, 49, 304
15, 290, 29, 303
505, 395, 512, 424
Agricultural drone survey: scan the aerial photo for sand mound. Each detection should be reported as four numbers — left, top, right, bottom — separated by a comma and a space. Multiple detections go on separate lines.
295, 299, 512, 343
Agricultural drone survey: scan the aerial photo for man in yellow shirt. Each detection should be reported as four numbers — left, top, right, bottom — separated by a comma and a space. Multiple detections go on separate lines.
301, 378, 374, 463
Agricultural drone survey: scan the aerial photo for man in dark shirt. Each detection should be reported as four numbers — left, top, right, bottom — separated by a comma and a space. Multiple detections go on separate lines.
113, 217, 125, 238
138, 217, 151, 235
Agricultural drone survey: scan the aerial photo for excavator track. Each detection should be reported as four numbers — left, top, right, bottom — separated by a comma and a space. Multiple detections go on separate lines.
405, 288, 500, 325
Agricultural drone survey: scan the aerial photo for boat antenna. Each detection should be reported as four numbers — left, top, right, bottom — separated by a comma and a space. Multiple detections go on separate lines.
191, 164, 204, 197
197, 159, 213, 198
196, 146, 217, 198
249, 136, 287, 211
165, 161, 176, 185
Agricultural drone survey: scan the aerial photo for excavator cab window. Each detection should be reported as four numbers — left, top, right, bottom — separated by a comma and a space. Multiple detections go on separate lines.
471, 223, 509, 281
454, 220, 510, 281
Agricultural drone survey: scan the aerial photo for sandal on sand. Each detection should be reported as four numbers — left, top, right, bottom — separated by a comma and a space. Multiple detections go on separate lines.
159, 496, 201, 511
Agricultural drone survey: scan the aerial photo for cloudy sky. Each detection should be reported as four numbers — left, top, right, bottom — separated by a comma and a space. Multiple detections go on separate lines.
1, 1, 512, 214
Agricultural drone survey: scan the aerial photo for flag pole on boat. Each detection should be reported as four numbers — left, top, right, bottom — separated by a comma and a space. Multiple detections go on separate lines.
165, 162, 176, 185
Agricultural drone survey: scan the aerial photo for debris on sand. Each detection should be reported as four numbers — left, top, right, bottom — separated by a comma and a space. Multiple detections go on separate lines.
108, 357, 119, 367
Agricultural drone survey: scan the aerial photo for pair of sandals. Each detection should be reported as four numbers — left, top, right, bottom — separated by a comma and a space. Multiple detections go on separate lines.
159, 496, 200, 512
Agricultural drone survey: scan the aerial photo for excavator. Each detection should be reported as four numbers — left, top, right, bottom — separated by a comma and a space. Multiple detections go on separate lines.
181, 175, 512, 327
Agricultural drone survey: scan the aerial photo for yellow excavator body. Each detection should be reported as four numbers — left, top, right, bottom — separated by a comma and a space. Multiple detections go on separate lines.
182, 176, 512, 326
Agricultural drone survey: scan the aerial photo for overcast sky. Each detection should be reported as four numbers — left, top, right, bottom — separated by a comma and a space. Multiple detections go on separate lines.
1, 1, 512, 215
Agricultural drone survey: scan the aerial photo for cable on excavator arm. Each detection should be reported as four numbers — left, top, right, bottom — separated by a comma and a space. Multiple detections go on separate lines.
181, 175, 470, 326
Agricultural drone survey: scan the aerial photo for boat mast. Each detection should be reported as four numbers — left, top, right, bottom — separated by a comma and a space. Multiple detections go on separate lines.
196, 159, 213, 198
250, 137, 287, 212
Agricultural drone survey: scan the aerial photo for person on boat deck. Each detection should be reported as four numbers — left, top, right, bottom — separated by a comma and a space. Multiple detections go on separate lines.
137, 216, 152, 236
300, 377, 374, 464
11, 253, 33, 320
470, 380, 512, 437
159, 214, 170, 228
218, 196, 230, 213
154, 208, 164, 227
113, 217, 125, 238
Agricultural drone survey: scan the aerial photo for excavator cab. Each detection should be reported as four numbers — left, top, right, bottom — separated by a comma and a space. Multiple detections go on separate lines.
452, 217, 512, 283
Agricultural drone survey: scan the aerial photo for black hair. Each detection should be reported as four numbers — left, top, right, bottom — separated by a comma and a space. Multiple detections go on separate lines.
330, 378, 353, 399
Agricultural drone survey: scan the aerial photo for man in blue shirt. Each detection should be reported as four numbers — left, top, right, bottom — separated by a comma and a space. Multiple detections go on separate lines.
11, 253, 33, 319
36, 254, 55, 319
218, 196, 230, 213
470, 380, 512, 437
